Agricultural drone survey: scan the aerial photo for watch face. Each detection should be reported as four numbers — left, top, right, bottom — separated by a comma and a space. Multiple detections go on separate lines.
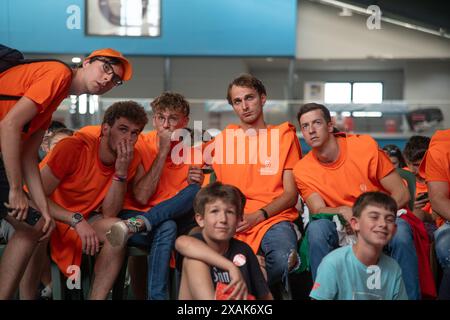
74, 213, 83, 221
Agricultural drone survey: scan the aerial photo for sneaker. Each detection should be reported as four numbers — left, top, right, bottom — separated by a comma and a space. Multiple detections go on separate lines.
106, 221, 129, 247
40, 285, 53, 300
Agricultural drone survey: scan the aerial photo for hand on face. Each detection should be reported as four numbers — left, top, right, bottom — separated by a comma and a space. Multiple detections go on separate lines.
114, 138, 134, 177
157, 127, 173, 152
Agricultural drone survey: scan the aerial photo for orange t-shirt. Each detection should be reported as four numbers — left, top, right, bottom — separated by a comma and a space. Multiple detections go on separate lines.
293, 134, 394, 207
123, 130, 192, 212
419, 129, 450, 226
47, 127, 142, 274
212, 122, 302, 253
0, 62, 72, 141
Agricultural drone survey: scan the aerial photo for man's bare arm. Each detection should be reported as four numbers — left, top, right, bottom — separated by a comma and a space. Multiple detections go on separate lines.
428, 181, 450, 221
379, 170, 410, 209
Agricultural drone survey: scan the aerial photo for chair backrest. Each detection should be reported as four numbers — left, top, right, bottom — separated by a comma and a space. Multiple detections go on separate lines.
396, 168, 416, 211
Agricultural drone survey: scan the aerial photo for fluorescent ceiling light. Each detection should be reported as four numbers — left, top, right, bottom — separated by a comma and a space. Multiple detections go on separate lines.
313, 0, 450, 39
352, 111, 383, 117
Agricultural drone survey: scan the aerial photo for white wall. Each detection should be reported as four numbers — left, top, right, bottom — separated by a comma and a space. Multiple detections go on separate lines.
296, 0, 450, 59
170, 58, 248, 99
403, 60, 450, 126
404, 61, 450, 100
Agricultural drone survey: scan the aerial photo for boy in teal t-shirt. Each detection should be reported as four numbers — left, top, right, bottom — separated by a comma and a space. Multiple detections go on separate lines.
310, 192, 408, 300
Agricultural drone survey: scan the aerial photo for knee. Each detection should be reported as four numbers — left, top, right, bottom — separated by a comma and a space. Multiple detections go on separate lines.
264, 247, 299, 286
273, 249, 299, 272
14, 219, 44, 242
188, 183, 201, 192
157, 220, 177, 239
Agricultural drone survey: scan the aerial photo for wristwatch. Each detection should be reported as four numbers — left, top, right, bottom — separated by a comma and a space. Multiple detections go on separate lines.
70, 212, 84, 228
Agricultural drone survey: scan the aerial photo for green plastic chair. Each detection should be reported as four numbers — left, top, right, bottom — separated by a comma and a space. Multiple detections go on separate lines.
396, 168, 416, 211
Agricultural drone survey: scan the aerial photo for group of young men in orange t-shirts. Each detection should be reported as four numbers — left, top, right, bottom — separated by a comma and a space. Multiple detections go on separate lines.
0, 50, 449, 300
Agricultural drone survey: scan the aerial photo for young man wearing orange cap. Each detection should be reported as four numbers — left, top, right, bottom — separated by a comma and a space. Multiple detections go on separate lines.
0, 48, 132, 299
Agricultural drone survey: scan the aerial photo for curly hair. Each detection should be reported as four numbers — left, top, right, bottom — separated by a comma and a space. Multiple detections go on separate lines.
150, 92, 190, 117
102, 100, 148, 130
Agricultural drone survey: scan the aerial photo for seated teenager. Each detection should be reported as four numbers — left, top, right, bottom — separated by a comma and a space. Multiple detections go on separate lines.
176, 182, 273, 300
310, 192, 408, 300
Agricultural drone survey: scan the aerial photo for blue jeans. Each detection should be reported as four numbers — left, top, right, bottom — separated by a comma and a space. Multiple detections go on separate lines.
307, 217, 421, 300
434, 222, 450, 300
434, 221, 450, 270
260, 221, 298, 289
119, 184, 200, 300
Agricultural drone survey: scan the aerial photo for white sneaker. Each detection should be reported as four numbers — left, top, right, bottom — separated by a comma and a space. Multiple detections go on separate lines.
106, 221, 129, 247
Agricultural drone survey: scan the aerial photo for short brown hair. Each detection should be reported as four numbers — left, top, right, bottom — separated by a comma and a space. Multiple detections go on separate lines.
297, 103, 332, 124
194, 182, 246, 218
44, 128, 74, 151
403, 135, 430, 163
49, 128, 74, 142
226, 74, 266, 105
150, 92, 190, 117
102, 100, 148, 130
352, 192, 397, 218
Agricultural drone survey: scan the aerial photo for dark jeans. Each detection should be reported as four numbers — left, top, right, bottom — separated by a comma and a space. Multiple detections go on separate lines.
434, 221, 450, 300
119, 183, 200, 300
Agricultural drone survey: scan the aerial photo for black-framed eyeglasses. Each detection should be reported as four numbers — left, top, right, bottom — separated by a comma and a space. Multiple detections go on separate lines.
92, 57, 123, 86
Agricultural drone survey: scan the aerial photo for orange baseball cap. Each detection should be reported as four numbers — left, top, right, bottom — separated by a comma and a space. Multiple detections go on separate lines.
85, 48, 132, 81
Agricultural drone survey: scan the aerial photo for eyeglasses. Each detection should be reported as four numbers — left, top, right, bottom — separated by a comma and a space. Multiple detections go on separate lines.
92, 58, 123, 86
155, 114, 181, 126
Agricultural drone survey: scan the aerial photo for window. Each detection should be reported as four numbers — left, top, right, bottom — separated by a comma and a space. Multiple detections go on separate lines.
87, 0, 161, 37
324, 82, 383, 103
353, 83, 383, 103
324, 83, 351, 103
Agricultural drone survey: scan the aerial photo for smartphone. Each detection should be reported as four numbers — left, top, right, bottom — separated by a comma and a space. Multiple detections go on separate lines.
201, 167, 214, 174
24, 207, 42, 226
416, 192, 428, 202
